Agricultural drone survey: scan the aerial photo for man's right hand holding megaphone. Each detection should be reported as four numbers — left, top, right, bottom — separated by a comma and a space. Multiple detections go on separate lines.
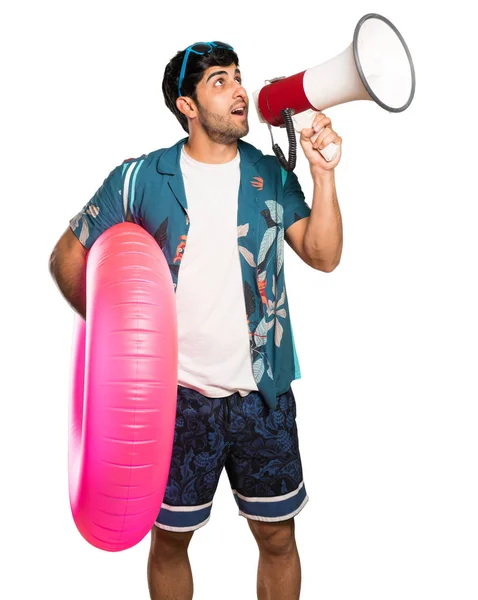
252, 13, 415, 172
299, 111, 342, 174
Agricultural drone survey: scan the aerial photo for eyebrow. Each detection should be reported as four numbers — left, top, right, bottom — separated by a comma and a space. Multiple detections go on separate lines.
206, 68, 241, 83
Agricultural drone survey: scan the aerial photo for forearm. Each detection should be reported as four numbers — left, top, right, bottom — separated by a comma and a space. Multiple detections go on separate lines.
303, 170, 343, 271
49, 251, 87, 320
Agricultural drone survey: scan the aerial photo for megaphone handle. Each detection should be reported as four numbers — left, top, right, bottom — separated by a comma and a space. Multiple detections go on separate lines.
310, 129, 339, 162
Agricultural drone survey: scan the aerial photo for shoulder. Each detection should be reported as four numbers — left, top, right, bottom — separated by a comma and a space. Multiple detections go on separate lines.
120, 151, 156, 171
120, 137, 184, 168
117, 148, 167, 184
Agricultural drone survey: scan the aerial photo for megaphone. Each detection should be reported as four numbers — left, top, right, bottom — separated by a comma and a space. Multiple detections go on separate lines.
253, 13, 416, 171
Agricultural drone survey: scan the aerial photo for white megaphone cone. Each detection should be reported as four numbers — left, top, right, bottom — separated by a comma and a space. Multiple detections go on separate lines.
253, 13, 416, 170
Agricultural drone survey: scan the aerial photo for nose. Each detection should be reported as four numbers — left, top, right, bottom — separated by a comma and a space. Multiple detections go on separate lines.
233, 83, 248, 105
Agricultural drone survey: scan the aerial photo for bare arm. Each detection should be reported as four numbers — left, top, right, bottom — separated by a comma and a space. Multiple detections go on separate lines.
284, 171, 342, 272
302, 170, 343, 272
49, 226, 88, 320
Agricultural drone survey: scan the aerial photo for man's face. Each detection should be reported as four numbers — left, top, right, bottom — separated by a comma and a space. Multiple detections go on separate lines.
193, 63, 249, 143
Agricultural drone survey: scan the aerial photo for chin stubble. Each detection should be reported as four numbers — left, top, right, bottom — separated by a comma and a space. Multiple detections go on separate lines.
197, 104, 249, 143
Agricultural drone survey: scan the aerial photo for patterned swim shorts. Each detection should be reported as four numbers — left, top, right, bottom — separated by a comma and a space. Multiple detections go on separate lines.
155, 384, 309, 532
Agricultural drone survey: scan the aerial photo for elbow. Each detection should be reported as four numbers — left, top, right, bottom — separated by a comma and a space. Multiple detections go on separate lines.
48, 251, 57, 278
314, 259, 340, 272
317, 263, 336, 273
306, 244, 342, 273
315, 248, 342, 272
49, 245, 65, 277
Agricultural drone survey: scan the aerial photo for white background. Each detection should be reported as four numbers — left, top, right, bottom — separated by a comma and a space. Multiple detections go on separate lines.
2, 0, 477, 598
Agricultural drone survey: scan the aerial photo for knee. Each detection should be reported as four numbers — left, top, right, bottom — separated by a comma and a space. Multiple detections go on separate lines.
149, 524, 194, 562
248, 518, 296, 556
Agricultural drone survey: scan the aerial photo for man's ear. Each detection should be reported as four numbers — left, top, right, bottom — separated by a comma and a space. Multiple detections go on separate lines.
176, 96, 197, 119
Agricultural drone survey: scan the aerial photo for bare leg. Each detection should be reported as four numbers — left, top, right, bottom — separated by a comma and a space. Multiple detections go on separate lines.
249, 518, 301, 600
147, 525, 195, 600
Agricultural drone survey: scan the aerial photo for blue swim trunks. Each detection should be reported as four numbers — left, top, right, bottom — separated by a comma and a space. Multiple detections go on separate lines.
155, 385, 309, 532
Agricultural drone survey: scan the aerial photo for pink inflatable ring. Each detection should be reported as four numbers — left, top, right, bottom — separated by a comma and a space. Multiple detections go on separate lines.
69, 223, 178, 552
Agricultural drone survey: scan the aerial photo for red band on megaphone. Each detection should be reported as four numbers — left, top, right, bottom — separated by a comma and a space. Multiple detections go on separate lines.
258, 71, 315, 126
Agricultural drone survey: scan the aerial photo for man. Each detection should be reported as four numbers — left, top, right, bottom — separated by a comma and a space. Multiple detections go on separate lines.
49, 41, 343, 600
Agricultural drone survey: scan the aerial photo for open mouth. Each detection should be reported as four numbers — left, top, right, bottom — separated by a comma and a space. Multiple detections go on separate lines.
231, 107, 247, 118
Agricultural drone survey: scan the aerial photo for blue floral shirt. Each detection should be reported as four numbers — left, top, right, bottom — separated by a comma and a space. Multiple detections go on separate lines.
69, 137, 311, 410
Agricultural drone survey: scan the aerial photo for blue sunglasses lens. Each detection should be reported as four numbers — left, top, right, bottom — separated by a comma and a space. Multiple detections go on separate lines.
178, 41, 235, 95
191, 41, 234, 53
190, 43, 212, 53
211, 41, 234, 49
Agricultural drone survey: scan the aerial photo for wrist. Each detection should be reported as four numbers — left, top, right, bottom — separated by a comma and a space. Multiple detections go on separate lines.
311, 167, 335, 186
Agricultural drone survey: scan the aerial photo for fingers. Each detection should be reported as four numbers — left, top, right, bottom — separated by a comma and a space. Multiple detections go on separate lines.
300, 127, 316, 139
311, 126, 335, 150
311, 113, 342, 151
300, 111, 342, 166
304, 113, 334, 144
312, 113, 331, 131
315, 130, 340, 151
301, 114, 330, 139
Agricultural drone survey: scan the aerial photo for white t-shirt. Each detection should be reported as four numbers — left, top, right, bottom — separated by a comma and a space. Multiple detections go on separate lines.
176, 146, 258, 398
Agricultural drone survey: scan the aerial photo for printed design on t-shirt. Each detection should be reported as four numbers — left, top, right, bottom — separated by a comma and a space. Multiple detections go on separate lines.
154, 217, 168, 251
257, 199, 284, 275
243, 280, 255, 325
152, 218, 183, 288
251, 313, 275, 383
70, 204, 100, 246
248, 198, 288, 384
243, 280, 273, 383
251, 176, 263, 190
237, 223, 256, 267
269, 276, 287, 348
173, 235, 187, 264
257, 271, 268, 307
264, 200, 284, 275
255, 271, 287, 350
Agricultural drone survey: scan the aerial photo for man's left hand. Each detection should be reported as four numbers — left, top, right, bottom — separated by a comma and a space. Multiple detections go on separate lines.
299, 111, 342, 175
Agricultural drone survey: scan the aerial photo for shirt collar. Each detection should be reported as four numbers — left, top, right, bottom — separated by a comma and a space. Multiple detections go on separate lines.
156, 136, 263, 175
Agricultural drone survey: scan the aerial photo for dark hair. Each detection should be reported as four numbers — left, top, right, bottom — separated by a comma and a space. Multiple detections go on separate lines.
162, 43, 240, 133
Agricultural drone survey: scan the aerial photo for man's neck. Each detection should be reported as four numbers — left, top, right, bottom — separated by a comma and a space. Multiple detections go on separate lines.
184, 133, 238, 164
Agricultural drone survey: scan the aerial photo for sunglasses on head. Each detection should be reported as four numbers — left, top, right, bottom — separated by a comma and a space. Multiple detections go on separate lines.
177, 41, 234, 97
